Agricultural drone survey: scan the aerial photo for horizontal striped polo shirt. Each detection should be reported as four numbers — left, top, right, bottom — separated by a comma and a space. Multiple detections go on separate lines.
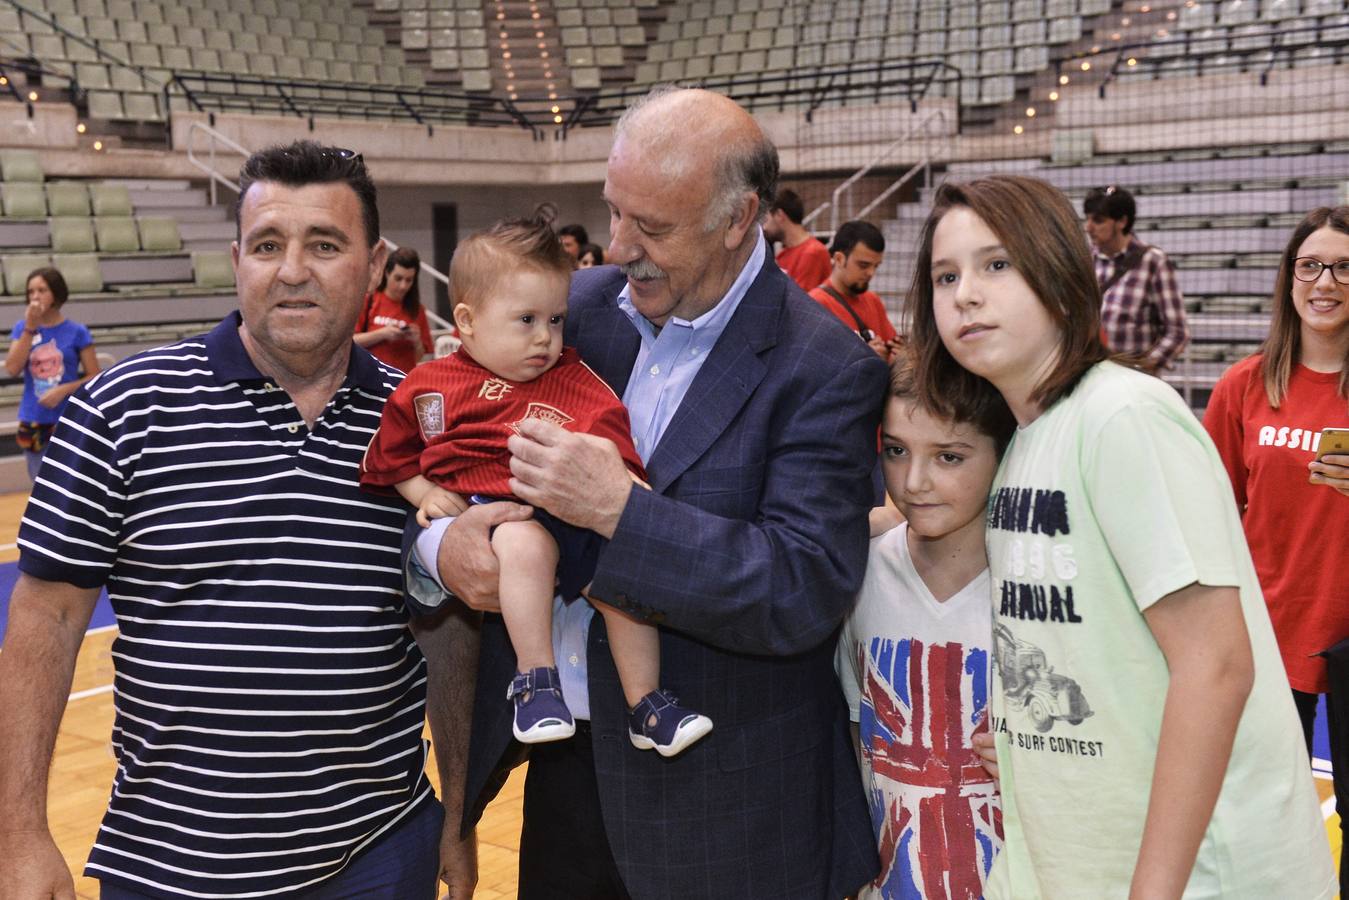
18, 313, 433, 898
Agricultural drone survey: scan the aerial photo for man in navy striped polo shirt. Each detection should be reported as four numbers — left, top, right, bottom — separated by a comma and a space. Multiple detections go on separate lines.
0, 143, 478, 899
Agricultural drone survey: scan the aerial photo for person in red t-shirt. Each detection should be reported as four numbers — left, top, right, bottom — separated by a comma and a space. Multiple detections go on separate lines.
354, 246, 435, 372
362, 211, 712, 756
809, 220, 901, 363
1204, 205, 1349, 888
763, 188, 832, 293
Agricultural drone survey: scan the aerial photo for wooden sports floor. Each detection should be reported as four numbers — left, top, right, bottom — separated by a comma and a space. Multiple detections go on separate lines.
0, 488, 1339, 898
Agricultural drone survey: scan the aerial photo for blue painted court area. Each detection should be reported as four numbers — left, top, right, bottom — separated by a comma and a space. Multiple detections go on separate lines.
0, 559, 1336, 771
0, 560, 115, 639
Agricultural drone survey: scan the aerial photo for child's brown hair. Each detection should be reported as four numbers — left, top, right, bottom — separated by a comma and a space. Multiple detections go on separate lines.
449, 203, 572, 309
889, 350, 1017, 458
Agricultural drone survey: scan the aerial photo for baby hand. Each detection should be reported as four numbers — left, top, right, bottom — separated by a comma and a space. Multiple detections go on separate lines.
417, 487, 468, 527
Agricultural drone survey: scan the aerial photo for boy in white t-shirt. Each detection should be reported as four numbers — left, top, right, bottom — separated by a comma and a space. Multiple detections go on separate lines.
838, 356, 1016, 900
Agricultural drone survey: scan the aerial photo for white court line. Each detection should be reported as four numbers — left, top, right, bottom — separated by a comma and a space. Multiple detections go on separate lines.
0, 542, 16, 552
65, 626, 119, 701
1324, 795, 1338, 820
69, 683, 113, 702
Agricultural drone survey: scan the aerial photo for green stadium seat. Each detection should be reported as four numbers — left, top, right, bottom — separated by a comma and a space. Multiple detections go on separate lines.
45, 182, 90, 217
122, 92, 163, 121
52, 253, 104, 293
0, 150, 43, 182
2, 254, 52, 295
87, 90, 125, 120
49, 217, 97, 252
138, 217, 181, 251
75, 62, 112, 89
155, 45, 188, 68
85, 16, 118, 40
2, 183, 47, 217
193, 250, 235, 288
461, 69, 492, 92
119, 19, 148, 42
572, 66, 601, 89
95, 216, 139, 251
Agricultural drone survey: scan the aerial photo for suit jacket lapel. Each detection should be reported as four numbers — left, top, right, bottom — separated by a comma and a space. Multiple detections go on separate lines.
643, 256, 784, 493
574, 301, 641, 398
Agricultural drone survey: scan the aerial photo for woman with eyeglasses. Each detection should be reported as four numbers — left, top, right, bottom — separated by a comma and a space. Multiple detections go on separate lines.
1204, 205, 1349, 890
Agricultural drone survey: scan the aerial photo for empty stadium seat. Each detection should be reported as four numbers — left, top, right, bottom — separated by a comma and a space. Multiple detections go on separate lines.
0, 151, 43, 183
2, 254, 52, 295
45, 182, 91, 217
193, 251, 235, 288
52, 253, 104, 293
95, 217, 140, 252
138, 221, 183, 255
1, 183, 47, 218
49, 217, 98, 252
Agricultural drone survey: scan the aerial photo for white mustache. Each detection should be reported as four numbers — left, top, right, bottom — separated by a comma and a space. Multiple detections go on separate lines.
622, 259, 666, 281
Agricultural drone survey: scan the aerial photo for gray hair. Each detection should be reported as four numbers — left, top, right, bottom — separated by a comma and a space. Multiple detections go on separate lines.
616, 86, 779, 232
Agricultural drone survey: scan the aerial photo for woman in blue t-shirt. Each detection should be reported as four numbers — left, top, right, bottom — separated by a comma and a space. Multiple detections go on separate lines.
4, 266, 100, 481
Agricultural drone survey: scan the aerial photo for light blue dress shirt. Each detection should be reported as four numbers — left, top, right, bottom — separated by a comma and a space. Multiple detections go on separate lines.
415, 232, 767, 719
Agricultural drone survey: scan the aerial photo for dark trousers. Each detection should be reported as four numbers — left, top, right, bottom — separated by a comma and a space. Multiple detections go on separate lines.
98, 797, 444, 900
519, 721, 632, 900
1293, 688, 1347, 892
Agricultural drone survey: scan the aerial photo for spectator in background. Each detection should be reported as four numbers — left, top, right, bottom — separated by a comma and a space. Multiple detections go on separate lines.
763, 188, 832, 292
577, 243, 605, 268
1204, 205, 1349, 892
4, 266, 100, 482
810, 220, 899, 362
1084, 185, 1189, 373
558, 223, 589, 264
355, 245, 434, 372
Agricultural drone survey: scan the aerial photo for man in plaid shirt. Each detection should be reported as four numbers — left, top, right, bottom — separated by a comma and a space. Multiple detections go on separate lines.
1084, 185, 1190, 372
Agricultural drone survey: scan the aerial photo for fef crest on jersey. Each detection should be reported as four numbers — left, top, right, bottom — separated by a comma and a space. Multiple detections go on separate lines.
511, 402, 575, 434
413, 392, 446, 442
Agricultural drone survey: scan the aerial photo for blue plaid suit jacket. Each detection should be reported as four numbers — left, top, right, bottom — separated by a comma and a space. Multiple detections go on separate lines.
463, 257, 887, 899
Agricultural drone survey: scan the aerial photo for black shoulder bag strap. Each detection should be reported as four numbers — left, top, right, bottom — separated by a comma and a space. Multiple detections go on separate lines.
1100, 241, 1149, 295
820, 284, 874, 341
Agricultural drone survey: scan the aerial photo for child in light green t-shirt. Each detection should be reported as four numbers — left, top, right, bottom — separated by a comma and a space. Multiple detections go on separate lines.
902, 174, 1335, 899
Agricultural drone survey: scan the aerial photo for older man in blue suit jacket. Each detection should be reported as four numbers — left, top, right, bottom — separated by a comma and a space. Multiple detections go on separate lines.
412, 87, 887, 899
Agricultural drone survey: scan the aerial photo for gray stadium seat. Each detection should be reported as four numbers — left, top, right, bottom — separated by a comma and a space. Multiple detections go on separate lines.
193, 250, 235, 288
52, 253, 103, 293
2, 183, 47, 218
95, 216, 139, 251
2, 254, 52, 295
138, 217, 181, 252
49, 216, 97, 252
46, 182, 91, 217
0, 150, 43, 183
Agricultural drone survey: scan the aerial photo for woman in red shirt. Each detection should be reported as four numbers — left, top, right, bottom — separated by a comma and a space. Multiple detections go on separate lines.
1204, 205, 1349, 888
354, 246, 434, 372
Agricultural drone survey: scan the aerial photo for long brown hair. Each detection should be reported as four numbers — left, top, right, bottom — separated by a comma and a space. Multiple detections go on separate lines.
377, 246, 422, 316
905, 175, 1108, 418
1261, 206, 1349, 408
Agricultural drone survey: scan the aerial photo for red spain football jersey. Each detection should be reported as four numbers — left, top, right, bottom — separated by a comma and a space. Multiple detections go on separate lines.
361, 347, 645, 497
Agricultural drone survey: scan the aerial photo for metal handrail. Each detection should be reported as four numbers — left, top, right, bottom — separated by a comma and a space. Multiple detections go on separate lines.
181, 120, 457, 338
814, 107, 952, 236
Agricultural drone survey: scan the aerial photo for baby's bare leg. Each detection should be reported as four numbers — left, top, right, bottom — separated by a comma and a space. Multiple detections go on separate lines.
592, 599, 660, 709
492, 520, 560, 672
